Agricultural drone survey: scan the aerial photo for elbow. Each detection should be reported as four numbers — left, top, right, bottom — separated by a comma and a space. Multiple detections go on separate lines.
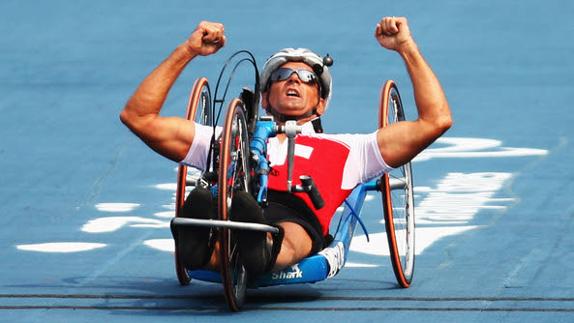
433, 102, 453, 134
119, 108, 138, 130
119, 106, 155, 137
435, 114, 453, 133
421, 110, 452, 138
119, 109, 129, 126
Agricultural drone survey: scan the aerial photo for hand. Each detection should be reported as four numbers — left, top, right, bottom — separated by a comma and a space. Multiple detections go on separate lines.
375, 17, 414, 52
184, 21, 226, 57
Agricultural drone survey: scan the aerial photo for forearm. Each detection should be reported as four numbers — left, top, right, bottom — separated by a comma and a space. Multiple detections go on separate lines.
374, 16, 452, 167
398, 41, 452, 130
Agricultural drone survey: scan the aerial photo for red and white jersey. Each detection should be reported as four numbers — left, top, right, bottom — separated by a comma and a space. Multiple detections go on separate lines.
182, 122, 392, 234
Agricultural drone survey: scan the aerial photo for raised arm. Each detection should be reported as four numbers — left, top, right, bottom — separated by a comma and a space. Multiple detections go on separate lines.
374, 17, 452, 168
120, 21, 226, 162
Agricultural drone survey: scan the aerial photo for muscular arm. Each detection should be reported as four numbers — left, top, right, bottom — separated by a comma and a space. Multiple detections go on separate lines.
375, 17, 452, 168
120, 21, 225, 162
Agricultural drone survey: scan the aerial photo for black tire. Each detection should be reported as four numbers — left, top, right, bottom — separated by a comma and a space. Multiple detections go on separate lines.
174, 77, 213, 285
379, 80, 415, 288
217, 98, 250, 311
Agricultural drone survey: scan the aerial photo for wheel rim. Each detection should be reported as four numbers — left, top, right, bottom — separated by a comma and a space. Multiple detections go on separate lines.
218, 99, 250, 311
174, 78, 212, 286
380, 81, 415, 287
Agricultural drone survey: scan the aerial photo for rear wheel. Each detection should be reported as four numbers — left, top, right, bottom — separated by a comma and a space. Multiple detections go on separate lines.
218, 99, 250, 311
174, 78, 213, 285
379, 80, 415, 288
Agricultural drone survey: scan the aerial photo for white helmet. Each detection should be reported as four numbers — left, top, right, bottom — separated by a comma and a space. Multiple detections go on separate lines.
260, 48, 333, 108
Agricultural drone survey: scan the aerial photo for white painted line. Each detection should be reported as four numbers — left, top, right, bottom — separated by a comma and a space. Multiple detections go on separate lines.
162, 204, 175, 210
144, 239, 174, 252
345, 262, 380, 268
81, 217, 167, 233
414, 137, 548, 162
350, 226, 479, 256
153, 183, 177, 191
16, 242, 107, 253
95, 203, 140, 212
131, 223, 170, 229
154, 211, 175, 218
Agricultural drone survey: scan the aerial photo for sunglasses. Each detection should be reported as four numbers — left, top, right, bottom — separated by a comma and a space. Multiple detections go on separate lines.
270, 68, 318, 84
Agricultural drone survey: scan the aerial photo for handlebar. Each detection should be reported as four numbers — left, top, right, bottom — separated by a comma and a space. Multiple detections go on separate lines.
283, 120, 300, 193
250, 117, 324, 210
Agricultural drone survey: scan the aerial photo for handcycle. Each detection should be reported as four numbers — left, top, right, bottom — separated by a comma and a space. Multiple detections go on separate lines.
170, 51, 415, 311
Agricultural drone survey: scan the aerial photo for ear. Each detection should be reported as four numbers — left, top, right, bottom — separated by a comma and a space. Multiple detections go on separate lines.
315, 97, 326, 116
261, 91, 270, 111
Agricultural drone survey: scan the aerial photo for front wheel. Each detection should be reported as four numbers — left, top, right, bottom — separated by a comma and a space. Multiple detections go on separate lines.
174, 77, 213, 286
379, 80, 415, 288
217, 98, 251, 311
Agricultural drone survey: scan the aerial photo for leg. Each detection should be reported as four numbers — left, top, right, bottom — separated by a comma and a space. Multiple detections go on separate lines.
273, 222, 313, 271
232, 191, 322, 276
171, 186, 215, 270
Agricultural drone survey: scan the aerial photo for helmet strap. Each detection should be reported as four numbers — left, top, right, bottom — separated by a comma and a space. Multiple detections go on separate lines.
311, 116, 324, 133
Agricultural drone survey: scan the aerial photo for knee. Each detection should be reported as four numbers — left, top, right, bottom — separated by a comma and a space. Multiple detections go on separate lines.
274, 238, 299, 271
273, 223, 313, 270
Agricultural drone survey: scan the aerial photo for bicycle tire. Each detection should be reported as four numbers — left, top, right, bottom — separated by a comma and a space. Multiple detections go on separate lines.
174, 77, 213, 285
217, 98, 250, 311
379, 80, 415, 288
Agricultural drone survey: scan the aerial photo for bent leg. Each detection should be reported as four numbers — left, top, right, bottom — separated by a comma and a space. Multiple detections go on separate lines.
171, 186, 215, 270
273, 221, 313, 271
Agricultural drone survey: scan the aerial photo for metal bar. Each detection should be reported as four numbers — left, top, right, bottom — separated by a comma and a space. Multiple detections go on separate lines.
171, 218, 280, 233
389, 177, 407, 190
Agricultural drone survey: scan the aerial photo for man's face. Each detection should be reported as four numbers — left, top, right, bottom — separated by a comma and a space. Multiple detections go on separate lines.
262, 62, 326, 120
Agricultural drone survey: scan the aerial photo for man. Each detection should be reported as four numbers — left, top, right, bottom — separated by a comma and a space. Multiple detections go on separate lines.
120, 17, 452, 278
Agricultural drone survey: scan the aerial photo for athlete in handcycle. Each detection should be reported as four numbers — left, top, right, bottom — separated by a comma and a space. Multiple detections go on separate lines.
120, 16, 452, 311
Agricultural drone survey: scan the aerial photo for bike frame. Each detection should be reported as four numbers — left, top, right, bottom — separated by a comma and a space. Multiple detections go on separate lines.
177, 116, 378, 287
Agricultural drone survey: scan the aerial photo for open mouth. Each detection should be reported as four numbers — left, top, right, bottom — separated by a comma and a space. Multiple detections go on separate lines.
286, 88, 300, 97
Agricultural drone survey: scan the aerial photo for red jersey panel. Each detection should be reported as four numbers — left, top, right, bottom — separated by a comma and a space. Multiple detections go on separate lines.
267, 135, 352, 235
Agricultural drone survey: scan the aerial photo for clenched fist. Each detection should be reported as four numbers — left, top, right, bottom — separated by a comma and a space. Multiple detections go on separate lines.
183, 21, 226, 57
375, 17, 414, 53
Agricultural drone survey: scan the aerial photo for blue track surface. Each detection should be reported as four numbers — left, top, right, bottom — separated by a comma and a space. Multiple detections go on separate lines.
1, 0, 573, 322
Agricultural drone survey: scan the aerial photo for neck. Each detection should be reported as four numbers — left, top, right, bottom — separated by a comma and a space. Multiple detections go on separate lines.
266, 106, 316, 123
265, 107, 324, 133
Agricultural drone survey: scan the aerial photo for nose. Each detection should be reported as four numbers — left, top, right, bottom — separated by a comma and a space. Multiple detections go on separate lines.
286, 71, 302, 83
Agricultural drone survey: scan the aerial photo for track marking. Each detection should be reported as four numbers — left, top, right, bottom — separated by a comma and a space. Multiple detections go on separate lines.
154, 211, 175, 218
143, 239, 173, 252
14, 137, 548, 258
1, 294, 573, 312
81, 216, 167, 233
351, 226, 478, 256
1, 305, 573, 312
15, 243, 106, 253
94, 203, 139, 212
414, 137, 548, 161
2, 293, 574, 301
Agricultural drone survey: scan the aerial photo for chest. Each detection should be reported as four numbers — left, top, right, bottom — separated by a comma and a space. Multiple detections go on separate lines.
267, 135, 350, 181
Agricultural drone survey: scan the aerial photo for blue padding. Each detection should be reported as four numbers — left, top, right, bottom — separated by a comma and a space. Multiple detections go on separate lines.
188, 184, 369, 288
189, 269, 221, 283
256, 254, 330, 287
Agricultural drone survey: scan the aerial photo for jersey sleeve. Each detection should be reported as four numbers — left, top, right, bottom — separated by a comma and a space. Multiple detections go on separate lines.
179, 123, 221, 170
328, 132, 393, 189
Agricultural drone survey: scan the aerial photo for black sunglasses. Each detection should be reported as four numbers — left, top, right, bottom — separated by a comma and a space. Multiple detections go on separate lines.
270, 68, 318, 84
